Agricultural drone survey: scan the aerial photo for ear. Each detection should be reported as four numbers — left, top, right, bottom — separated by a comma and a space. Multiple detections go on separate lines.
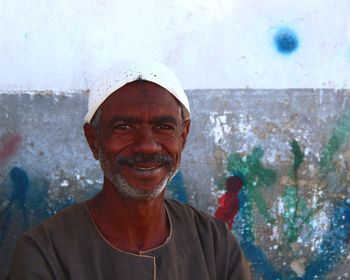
83, 123, 100, 160
180, 120, 191, 149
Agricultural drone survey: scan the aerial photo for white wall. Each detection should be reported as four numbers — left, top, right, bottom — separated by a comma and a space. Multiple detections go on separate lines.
1, 0, 350, 91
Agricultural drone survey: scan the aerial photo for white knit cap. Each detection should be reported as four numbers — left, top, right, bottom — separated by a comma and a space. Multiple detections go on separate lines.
85, 59, 191, 124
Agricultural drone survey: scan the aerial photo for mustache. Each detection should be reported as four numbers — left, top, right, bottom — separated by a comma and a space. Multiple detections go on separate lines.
116, 153, 173, 167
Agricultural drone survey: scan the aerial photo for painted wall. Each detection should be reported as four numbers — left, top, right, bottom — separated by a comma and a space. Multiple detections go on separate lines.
1, 90, 350, 279
1, 1, 350, 279
1, 0, 350, 90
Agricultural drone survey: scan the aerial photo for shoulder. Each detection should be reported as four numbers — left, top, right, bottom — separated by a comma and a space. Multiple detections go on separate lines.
8, 202, 89, 279
41, 202, 87, 227
21, 202, 88, 244
165, 198, 225, 227
165, 198, 230, 243
165, 199, 251, 279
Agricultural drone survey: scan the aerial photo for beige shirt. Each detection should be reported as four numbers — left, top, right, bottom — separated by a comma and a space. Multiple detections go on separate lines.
8, 199, 251, 280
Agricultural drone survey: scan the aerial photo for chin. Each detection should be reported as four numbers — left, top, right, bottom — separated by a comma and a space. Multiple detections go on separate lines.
111, 173, 169, 201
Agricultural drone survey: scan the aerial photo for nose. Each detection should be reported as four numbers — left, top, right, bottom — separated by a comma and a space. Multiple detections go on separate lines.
131, 127, 161, 154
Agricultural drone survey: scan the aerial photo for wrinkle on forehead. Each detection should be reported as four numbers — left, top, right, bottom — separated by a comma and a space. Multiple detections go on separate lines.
100, 82, 182, 124
122, 80, 170, 96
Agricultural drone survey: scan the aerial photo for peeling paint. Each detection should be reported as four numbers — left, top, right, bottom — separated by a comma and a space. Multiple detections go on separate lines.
209, 113, 232, 145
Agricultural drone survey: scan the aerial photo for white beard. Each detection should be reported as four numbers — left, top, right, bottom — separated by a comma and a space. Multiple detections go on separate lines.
99, 151, 179, 200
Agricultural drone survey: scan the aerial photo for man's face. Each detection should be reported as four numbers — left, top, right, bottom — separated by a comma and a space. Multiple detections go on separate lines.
85, 81, 190, 200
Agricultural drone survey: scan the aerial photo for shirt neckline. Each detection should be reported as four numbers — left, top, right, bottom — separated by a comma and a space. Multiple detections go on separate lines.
83, 200, 173, 257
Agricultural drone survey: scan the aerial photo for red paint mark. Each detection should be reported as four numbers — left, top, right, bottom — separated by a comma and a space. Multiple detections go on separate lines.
215, 176, 243, 229
0, 134, 22, 166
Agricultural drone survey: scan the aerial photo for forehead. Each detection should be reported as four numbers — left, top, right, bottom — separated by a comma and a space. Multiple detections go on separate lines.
100, 80, 181, 118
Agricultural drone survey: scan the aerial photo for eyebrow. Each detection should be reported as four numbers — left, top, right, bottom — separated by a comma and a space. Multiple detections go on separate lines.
151, 116, 179, 125
108, 116, 141, 127
108, 115, 180, 126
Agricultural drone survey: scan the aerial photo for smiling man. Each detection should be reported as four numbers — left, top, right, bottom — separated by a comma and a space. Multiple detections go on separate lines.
8, 60, 251, 279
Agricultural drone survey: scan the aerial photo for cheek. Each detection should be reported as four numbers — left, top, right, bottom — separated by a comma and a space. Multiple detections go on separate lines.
167, 142, 184, 166
99, 137, 129, 157
97, 146, 112, 165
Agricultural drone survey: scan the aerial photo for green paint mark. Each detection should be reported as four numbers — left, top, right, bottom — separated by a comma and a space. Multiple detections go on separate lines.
282, 140, 311, 244
250, 187, 272, 224
289, 139, 304, 182
227, 147, 277, 225
219, 111, 350, 275
319, 110, 350, 175
282, 186, 299, 243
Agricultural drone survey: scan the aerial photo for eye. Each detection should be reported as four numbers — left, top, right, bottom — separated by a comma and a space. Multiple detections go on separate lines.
155, 123, 176, 131
113, 124, 131, 130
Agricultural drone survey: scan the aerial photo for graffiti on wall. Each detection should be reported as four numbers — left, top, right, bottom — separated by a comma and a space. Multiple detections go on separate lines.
214, 112, 350, 279
273, 26, 299, 56
0, 134, 22, 167
167, 171, 188, 203
215, 175, 244, 229
0, 133, 91, 279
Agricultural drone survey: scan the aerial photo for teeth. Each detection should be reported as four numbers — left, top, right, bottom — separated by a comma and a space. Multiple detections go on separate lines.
134, 166, 158, 171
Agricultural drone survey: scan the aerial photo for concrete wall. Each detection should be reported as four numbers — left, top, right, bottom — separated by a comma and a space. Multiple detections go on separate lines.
1, 90, 350, 279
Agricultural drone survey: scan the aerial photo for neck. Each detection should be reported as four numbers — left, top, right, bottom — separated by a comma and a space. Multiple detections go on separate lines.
86, 181, 170, 254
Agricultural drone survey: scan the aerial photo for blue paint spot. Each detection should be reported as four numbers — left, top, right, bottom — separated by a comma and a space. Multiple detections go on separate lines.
167, 172, 188, 203
0, 167, 30, 246
303, 201, 350, 279
236, 188, 254, 242
235, 187, 282, 279
273, 27, 299, 55
10, 167, 30, 206
240, 240, 282, 279
237, 199, 350, 279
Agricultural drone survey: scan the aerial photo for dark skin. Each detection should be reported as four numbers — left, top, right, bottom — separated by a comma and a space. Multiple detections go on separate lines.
83, 81, 190, 253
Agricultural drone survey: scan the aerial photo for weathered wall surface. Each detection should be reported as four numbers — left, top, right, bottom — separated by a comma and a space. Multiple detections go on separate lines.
1, 90, 349, 279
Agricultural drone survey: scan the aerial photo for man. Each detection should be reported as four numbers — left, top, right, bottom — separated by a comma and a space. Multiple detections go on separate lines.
8, 59, 251, 279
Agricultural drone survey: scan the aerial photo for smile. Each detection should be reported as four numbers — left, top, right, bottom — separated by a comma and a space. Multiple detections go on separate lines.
133, 165, 162, 171
124, 163, 167, 175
